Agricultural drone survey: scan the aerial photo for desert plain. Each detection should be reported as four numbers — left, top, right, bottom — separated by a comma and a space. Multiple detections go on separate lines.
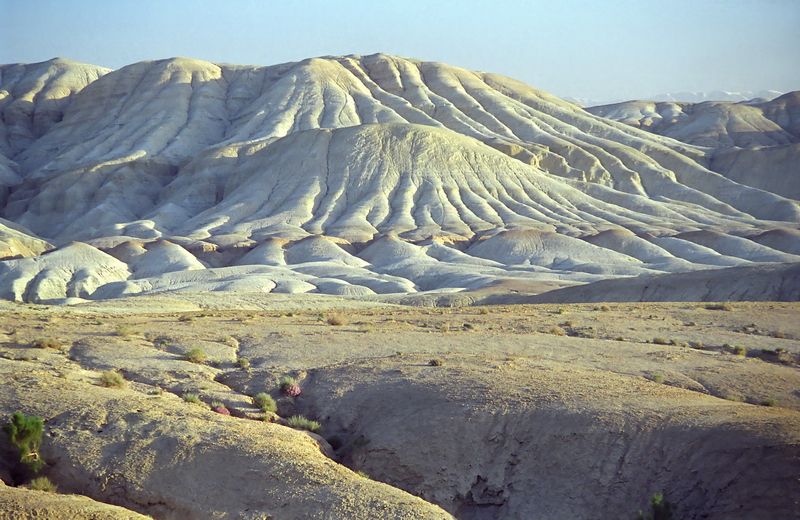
1, 294, 798, 519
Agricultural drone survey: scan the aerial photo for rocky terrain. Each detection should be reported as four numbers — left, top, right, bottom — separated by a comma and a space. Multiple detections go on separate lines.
0, 55, 798, 304
1, 298, 799, 519
1, 54, 798, 519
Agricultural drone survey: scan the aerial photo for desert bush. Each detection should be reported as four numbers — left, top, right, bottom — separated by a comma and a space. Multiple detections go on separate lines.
185, 348, 207, 364
178, 314, 194, 322
428, 358, 443, 367
705, 302, 733, 311
733, 345, 747, 356
99, 370, 125, 388
27, 476, 57, 493
326, 312, 348, 326
115, 325, 135, 337
760, 398, 778, 407
3, 412, 44, 472
183, 393, 202, 405
280, 376, 302, 397
253, 392, 277, 413
237, 357, 251, 370
638, 491, 674, 520
652, 337, 670, 345
30, 338, 61, 349
652, 374, 665, 384
286, 415, 321, 433
356, 470, 370, 478
548, 326, 566, 336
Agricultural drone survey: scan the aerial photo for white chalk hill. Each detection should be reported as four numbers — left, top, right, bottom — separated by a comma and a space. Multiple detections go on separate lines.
587, 93, 800, 198
0, 55, 798, 302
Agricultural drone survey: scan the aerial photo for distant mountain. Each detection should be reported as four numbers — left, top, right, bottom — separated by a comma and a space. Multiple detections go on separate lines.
566, 90, 784, 107
647, 90, 783, 103
0, 55, 799, 302
587, 92, 800, 198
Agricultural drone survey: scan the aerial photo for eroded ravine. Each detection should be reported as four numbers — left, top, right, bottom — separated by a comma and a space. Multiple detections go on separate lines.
290, 355, 800, 519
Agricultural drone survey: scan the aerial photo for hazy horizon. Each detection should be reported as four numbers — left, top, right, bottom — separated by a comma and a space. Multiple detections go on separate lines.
1, 0, 798, 103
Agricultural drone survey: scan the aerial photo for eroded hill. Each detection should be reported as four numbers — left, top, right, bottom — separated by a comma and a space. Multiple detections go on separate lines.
0, 55, 798, 303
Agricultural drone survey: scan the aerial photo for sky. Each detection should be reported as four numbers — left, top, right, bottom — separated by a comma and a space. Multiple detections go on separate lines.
1, 0, 798, 102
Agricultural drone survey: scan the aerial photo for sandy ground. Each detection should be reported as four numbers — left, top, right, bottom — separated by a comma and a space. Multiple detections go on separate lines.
0, 296, 798, 519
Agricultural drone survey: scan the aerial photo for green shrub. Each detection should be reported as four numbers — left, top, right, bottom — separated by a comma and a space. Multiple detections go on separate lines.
185, 348, 207, 364
286, 415, 321, 433
638, 491, 674, 520
237, 357, 251, 370
183, 393, 202, 405
28, 476, 57, 493
99, 370, 125, 388
253, 392, 277, 413
279, 375, 297, 390
652, 374, 665, 384
3, 412, 45, 472
280, 375, 302, 397
761, 398, 778, 407
733, 345, 747, 356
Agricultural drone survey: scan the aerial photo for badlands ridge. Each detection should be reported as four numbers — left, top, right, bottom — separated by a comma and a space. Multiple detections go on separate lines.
0, 54, 799, 303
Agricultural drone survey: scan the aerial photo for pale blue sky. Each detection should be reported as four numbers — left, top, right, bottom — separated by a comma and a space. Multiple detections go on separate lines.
1, 0, 798, 101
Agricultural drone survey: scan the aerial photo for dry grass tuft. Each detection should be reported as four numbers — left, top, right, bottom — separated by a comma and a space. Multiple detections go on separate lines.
31, 338, 62, 349
99, 370, 125, 388
115, 325, 135, 337
326, 312, 348, 326
547, 326, 566, 336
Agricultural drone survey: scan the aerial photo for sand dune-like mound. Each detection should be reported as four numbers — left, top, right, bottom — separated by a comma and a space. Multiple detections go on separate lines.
0, 218, 52, 260
0, 242, 130, 302
0, 55, 798, 301
524, 263, 800, 303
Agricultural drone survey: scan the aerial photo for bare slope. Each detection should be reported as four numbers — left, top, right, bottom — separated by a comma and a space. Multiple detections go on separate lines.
587, 92, 800, 199
0, 55, 798, 301
1, 300, 798, 519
